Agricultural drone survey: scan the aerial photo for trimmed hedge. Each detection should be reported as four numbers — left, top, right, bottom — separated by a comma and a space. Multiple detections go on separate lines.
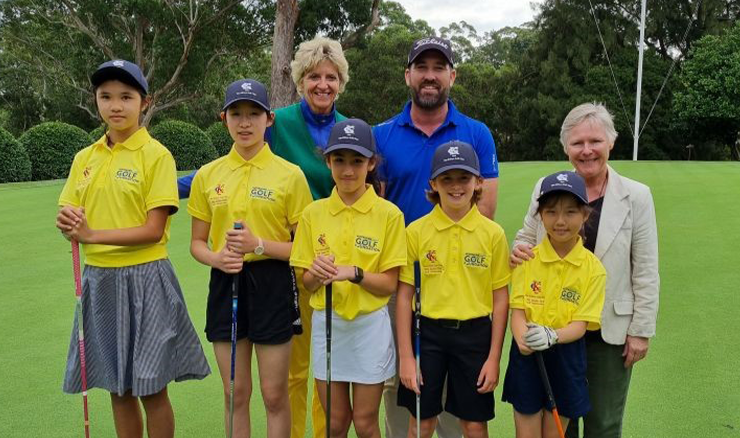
20, 122, 90, 180
150, 120, 217, 170
205, 122, 233, 157
89, 125, 106, 142
0, 127, 32, 182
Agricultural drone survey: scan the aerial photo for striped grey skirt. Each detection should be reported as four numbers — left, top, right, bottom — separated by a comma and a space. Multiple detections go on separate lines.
63, 259, 211, 397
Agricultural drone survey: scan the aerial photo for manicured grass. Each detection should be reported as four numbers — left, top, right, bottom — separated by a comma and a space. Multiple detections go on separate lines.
0, 161, 738, 437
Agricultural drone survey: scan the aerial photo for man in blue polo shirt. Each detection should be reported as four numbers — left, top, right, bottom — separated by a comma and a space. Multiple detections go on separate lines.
374, 37, 499, 226
377, 37, 501, 438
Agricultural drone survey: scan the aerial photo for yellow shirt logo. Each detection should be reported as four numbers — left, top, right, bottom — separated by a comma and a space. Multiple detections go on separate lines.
250, 186, 276, 201
355, 235, 380, 252
560, 287, 581, 305
463, 252, 488, 268
115, 168, 139, 183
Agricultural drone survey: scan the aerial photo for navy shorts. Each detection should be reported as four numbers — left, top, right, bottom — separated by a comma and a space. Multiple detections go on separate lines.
205, 259, 298, 345
502, 337, 590, 419
397, 316, 495, 422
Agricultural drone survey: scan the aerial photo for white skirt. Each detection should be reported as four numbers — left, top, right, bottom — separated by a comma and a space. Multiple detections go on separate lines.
312, 306, 396, 384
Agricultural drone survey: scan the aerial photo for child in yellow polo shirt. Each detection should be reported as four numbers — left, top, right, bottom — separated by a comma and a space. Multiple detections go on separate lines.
396, 141, 511, 438
188, 79, 313, 437
502, 171, 606, 437
290, 119, 407, 437
55, 60, 210, 437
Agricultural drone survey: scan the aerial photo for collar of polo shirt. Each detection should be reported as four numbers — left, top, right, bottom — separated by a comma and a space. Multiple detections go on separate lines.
538, 235, 587, 266
95, 127, 150, 151
225, 143, 273, 170
429, 204, 481, 231
327, 185, 378, 215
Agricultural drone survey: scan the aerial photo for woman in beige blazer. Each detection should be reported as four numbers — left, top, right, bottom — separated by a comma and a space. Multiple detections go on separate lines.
510, 103, 659, 438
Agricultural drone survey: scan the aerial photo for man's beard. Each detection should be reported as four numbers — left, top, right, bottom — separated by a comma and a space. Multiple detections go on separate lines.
410, 82, 449, 110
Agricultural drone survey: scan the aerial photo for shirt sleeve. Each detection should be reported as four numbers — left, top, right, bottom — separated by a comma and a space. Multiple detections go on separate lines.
474, 122, 498, 178
489, 228, 511, 290
289, 207, 315, 270
573, 262, 607, 331
178, 171, 196, 199
399, 224, 419, 286
187, 170, 211, 223
58, 150, 84, 207
378, 209, 407, 272
286, 169, 313, 225
145, 151, 179, 214
509, 264, 526, 309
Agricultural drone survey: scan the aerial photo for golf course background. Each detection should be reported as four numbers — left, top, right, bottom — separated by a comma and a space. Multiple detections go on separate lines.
0, 161, 738, 437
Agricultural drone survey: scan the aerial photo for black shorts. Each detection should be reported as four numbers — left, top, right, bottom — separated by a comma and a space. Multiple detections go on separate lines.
205, 259, 299, 345
397, 316, 495, 422
502, 336, 590, 419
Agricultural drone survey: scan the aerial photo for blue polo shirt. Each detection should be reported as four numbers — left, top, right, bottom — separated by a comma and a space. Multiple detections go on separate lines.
373, 100, 499, 225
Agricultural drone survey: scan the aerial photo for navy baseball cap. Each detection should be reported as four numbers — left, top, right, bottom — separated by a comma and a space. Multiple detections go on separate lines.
538, 171, 588, 204
430, 141, 480, 179
408, 37, 454, 66
222, 79, 270, 112
324, 119, 376, 158
91, 60, 148, 95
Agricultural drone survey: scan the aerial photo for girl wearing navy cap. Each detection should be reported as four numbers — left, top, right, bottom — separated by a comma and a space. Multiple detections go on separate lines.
188, 79, 313, 437
290, 119, 407, 437
55, 60, 210, 437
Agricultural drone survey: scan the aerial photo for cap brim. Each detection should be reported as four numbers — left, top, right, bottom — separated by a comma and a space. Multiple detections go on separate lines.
91, 68, 147, 94
408, 49, 454, 66
323, 144, 374, 158
222, 97, 270, 112
430, 164, 480, 179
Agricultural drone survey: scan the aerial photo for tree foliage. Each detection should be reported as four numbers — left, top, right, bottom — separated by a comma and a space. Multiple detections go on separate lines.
20, 122, 90, 180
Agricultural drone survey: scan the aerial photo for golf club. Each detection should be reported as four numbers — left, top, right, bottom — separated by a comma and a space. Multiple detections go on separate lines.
536, 352, 565, 438
413, 261, 422, 438
325, 282, 333, 438
228, 222, 243, 438
71, 240, 91, 438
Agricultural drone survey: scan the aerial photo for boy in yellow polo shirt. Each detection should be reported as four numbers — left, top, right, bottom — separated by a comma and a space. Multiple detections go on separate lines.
396, 141, 511, 438
188, 79, 312, 437
502, 171, 606, 438
290, 119, 407, 437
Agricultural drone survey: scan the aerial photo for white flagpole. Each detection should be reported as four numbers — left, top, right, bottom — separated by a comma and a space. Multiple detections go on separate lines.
633, 0, 647, 161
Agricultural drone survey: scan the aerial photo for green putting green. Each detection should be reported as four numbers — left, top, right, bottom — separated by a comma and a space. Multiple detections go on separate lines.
0, 161, 737, 437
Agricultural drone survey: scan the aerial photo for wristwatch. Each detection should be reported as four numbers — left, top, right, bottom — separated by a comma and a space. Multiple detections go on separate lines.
349, 266, 364, 284
254, 237, 265, 255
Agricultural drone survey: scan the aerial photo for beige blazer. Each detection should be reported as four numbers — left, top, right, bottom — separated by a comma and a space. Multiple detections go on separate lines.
514, 166, 659, 345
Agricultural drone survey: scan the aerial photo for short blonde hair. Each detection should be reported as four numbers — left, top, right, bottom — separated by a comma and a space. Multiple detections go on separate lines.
291, 36, 349, 96
560, 102, 618, 152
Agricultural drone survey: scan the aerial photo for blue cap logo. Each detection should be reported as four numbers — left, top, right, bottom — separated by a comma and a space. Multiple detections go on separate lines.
241, 82, 252, 92
343, 124, 355, 135
113, 60, 124, 67
448, 146, 459, 156
557, 173, 569, 183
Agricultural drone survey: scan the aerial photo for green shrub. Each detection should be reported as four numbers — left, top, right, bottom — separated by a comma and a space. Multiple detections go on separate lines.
89, 125, 106, 142
0, 128, 32, 183
150, 120, 217, 170
20, 122, 90, 180
205, 122, 233, 156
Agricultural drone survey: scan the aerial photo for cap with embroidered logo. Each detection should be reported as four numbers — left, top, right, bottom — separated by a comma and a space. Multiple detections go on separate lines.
91, 60, 148, 95
430, 140, 480, 179
408, 37, 454, 66
222, 79, 270, 112
537, 171, 588, 204
324, 119, 376, 158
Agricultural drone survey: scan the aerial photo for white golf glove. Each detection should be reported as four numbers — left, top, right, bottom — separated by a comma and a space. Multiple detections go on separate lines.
524, 323, 558, 351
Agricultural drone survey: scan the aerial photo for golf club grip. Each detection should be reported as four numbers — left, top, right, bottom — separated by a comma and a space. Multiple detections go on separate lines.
535, 353, 556, 406
325, 283, 332, 438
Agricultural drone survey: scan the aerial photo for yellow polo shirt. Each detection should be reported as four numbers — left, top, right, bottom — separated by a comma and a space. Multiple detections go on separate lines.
510, 236, 606, 330
188, 144, 312, 262
290, 186, 407, 320
399, 204, 511, 320
58, 128, 178, 267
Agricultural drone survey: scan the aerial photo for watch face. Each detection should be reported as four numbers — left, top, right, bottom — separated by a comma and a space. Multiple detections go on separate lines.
254, 246, 264, 255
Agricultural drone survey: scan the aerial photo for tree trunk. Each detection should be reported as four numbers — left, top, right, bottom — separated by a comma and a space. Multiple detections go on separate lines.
270, 0, 300, 109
